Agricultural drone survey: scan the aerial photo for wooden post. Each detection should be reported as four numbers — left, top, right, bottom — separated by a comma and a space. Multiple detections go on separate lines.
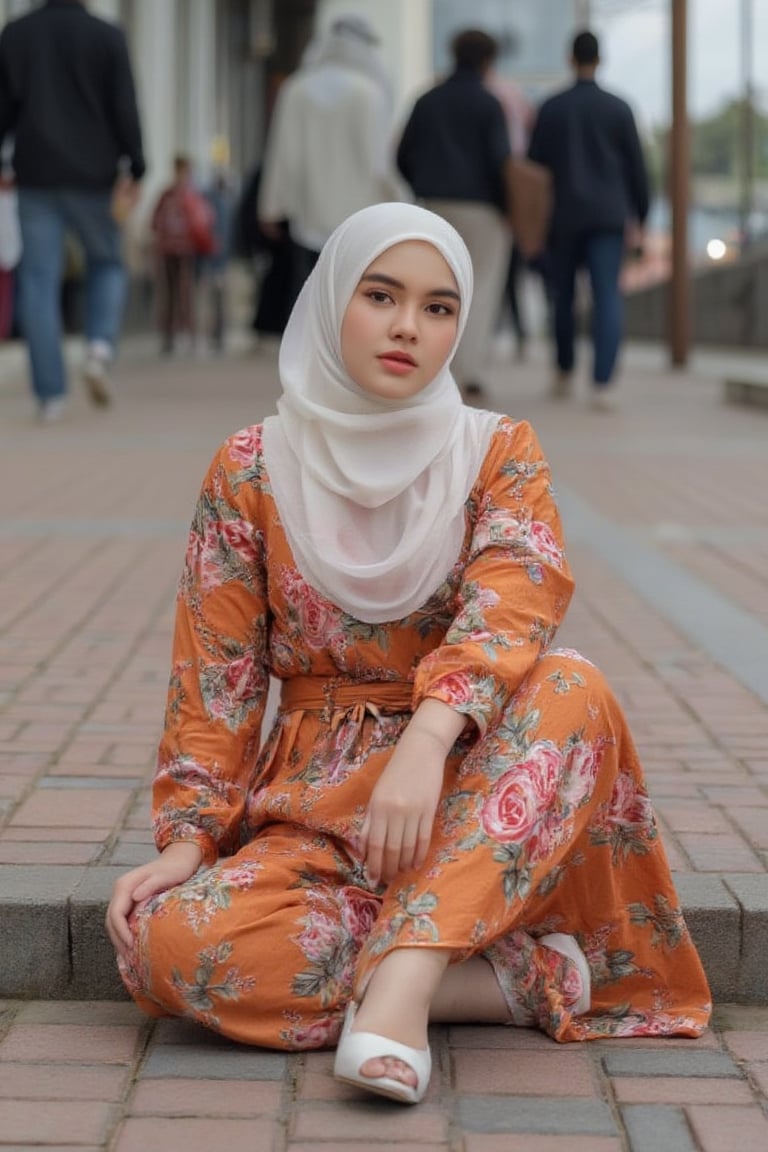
669, 0, 690, 366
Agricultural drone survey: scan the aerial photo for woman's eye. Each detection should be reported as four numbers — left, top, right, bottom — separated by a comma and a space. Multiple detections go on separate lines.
426, 302, 453, 316
366, 290, 392, 304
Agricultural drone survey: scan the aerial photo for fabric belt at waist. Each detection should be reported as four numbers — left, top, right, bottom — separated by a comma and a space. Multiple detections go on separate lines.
279, 676, 413, 721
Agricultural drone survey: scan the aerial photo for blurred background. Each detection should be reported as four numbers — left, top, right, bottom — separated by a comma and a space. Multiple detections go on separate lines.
1, 0, 765, 349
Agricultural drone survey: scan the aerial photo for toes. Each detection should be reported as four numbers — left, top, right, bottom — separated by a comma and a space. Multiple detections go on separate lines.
360, 1055, 417, 1087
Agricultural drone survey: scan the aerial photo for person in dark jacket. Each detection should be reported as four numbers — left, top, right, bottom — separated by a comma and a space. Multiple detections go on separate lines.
528, 30, 649, 409
396, 29, 513, 400
0, 0, 145, 421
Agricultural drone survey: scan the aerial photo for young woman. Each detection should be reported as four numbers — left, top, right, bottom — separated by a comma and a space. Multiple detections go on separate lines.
107, 203, 711, 1106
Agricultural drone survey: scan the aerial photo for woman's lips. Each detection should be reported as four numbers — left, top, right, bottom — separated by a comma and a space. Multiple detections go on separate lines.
378, 352, 417, 374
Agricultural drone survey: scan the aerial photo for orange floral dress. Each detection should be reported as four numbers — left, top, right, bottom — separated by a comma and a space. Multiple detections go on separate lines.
119, 416, 711, 1048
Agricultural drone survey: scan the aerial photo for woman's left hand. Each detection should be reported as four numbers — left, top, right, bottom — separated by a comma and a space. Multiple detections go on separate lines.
360, 727, 446, 886
360, 699, 467, 886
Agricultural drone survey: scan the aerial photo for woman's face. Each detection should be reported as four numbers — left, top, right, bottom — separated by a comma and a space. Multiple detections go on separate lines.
340, 240, 460, 400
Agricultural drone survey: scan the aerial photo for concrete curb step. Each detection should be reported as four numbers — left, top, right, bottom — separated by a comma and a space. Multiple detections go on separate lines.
2, 865, 767, 1003
724, 376, 768, 408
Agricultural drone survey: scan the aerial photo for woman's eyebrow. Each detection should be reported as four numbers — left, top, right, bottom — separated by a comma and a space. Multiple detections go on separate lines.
360, 272, 460, 301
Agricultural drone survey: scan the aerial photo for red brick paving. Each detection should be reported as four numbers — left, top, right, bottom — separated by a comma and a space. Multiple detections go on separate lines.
1, 338, 768, 1147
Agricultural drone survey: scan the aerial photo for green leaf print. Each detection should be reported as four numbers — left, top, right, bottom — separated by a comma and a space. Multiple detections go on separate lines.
628, 895, 688, 950
545, 669, 587, 694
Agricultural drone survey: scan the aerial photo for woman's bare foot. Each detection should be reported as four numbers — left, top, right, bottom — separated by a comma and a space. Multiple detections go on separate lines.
350, 949, 448, 1087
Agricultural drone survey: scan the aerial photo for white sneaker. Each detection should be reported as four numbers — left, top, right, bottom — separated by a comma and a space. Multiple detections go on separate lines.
38, 397, 68, 423
549, 371, 573, 400
83, 353, 113, 406
589, 388, 617, 412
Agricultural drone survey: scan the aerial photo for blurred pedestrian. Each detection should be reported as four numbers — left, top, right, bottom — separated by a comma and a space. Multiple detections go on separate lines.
258, 13, 398, 306
0, 0, 144, 422
151, 155, 215, 357
201, 167, 237, 354
236, 164, 295, 344
485, 64, 536, 361
396, 29, 514, 400
528, 30, 650, 409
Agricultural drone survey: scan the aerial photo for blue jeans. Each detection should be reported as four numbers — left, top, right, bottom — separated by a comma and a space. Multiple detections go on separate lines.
17, 188, 127, 403
548, 230, 625, 387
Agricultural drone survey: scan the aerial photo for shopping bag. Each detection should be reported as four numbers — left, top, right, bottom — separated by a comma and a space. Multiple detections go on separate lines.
0, 182, 22, 270
507, 158, 552, 260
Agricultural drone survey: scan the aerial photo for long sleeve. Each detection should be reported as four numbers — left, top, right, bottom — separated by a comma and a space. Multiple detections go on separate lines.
0, 29, 18, 146
258, 81, 300, 224
153, 430, 270, 865
108, 31, 145, 180
413, 419, 574, 735
395, 103, 421, 187
621, 107, 650, 224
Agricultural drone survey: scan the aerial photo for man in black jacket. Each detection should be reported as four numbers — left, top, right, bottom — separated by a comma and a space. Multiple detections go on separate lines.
0, 0, 145, 421
396, 29, 513, 399
529, 30, 649, 409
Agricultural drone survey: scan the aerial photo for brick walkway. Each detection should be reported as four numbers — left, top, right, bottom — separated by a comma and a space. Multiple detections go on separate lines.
1, 333, 767, 1149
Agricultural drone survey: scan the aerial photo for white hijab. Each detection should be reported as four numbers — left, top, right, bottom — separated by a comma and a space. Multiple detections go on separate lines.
261, 203, 499, 623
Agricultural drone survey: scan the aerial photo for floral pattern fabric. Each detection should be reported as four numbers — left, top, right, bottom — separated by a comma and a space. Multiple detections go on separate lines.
120, 417, 711, 1048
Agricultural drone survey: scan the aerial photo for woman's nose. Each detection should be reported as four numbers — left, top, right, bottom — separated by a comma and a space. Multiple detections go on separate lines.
389, 306, 419, 340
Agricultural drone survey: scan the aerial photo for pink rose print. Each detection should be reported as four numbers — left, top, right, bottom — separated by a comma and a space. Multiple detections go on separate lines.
227, 425, 262, 467
218, 862, 262, 889
481, 741, 563, 843
200, 525, 225, 590
185, 528, 203, 570
217, 518, 260, 564
296, 912, 340, 962
607, 772, 653, 830
289, 1016, 342, 1049
340, 888, 380, 944
527, 810, 568, 863
434, 671, 475, 707
563, 741, 601, 809
224, 652, 260, 700
286, 575, 345, 650
526, 521, 563, 568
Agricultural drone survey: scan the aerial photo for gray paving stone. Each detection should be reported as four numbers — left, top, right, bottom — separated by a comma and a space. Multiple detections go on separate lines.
558, 487, 768, 705
0, 866, 84, 997
622, 1105, 698, 1152
38, 776, 145, 789
459, 1097, 616, 1135
68, 867, 129, 1001
141, 1044, 289, 1080
724, 873, 768, 1002
107, 842, 157, 868
602, 1050, 741, 1078
152, 1018, 239, 1046
674, 872, 741, 1001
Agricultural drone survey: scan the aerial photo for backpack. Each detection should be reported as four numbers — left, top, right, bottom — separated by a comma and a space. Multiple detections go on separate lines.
153, 185, 216, 256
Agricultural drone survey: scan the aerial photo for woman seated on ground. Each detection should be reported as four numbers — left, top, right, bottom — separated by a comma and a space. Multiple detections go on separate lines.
107, 203, 711, 1106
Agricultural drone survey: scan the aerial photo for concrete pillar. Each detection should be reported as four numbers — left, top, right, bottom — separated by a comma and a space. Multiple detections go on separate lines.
132, 0, 177, 197
90, 0, 120, 20
186, 0, 217, 177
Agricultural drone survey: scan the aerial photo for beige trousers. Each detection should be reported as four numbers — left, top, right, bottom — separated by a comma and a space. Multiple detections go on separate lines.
423, 200, 510, 389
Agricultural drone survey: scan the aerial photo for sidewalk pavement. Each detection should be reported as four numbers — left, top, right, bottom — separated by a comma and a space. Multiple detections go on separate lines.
1, 331, 768, 1150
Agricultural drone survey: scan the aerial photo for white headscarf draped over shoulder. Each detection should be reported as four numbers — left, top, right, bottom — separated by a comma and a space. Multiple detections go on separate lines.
261, 202, 500, 624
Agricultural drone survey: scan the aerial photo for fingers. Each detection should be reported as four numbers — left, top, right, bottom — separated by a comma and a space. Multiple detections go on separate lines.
362, 811, 428, 886
105, 885, 135, 957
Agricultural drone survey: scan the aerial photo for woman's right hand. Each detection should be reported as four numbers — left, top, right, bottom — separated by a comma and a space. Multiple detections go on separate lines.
105, 841, 203, 960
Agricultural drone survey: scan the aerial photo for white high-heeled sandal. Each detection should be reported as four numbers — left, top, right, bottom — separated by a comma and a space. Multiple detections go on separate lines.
333, 1001, 432, 1105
